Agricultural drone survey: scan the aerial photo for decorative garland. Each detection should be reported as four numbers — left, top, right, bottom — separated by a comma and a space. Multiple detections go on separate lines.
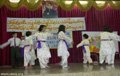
93, 1, 108, 10
5, 0, 24, 11
57, 0, 76, 11
24, 0, 41, 11
0, 0, 5, 8
108, 1, 120, 10
76, 0, 94, 12
0, 0, 120, 11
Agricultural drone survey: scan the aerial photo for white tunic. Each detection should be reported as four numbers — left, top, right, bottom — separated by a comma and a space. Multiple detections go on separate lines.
20, 40, 25, 48
57, 31, 72, 57
109, 32, 120, 54
34, 32, 52, 59
100, 32, 120, 55
24, 36, 36, 63
24, 36, 33, 52
77, 39, 91, 57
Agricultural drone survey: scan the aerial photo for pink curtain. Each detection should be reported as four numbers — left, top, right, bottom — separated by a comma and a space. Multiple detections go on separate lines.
0, 6, 120, 65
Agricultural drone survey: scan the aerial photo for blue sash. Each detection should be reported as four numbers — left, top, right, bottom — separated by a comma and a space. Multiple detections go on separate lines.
63, 40, 69, 49
37, 41, 41, 48
82, 44, 89, 53
37, 40, 46, 49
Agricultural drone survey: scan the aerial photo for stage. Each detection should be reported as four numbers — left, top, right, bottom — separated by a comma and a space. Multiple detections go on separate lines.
0, 63, 120, 76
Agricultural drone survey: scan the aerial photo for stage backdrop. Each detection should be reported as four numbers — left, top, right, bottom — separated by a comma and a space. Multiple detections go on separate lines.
0, 6, 120, 65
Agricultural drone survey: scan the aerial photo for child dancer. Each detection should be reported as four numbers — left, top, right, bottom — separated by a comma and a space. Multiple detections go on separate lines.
100, 27, 120, 65
76, 34, 93, 64
57, 25, 72, 69
34, 25, 52, 69
24, 31, 36, 69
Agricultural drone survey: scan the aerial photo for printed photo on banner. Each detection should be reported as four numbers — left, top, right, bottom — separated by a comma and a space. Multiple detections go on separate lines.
47, 31, 73, 49
82, 31, 119, 53
42, 0, 58, 18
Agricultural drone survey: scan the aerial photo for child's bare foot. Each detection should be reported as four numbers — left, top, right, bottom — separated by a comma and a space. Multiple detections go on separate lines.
29, 65, 33, 69
25, 66, 28, 70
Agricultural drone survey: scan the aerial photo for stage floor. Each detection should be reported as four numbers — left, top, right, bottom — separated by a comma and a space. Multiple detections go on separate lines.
0, 63, 120, 76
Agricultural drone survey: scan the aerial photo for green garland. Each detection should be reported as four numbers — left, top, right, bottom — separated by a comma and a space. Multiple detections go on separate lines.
0, 0, 5, 8
5, 0, 24, 11
0, 0, 120, 11
57, 0, 76, 11
93, 1, 109, 11
109, 1, 120, 10
24, 0, 41, 11
76, 0, 94, 12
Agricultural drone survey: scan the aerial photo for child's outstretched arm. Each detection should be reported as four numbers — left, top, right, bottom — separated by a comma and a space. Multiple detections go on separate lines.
0, 39, 11, 49
76, 41, 83, 48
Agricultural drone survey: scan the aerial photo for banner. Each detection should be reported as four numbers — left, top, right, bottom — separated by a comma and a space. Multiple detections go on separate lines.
7, 17, 86, 32
82, 31, 119, 53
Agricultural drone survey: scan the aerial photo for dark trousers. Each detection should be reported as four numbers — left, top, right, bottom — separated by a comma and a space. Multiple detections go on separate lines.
20, 48, 24, 67
11, 47, 21, 68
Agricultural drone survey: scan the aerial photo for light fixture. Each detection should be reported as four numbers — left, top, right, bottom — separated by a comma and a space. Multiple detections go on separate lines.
9, 0, 20, 3
79, 1, 88, 5
27, 0, 39, 3
43, 0, 56, 1
112, 1, 116, 4
96, 1, 105, 7
65, 1, 73, 5
96, 1, 105, 4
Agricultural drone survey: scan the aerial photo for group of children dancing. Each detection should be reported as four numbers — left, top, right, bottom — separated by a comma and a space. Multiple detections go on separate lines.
0, 25, 120, 69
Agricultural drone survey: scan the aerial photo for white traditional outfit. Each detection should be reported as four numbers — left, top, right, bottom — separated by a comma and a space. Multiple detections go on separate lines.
34, 32, 52, 69
24, 36, 36, 67
57, 31, 72, 68
77, 39, 93, 64
100, 32, 120, 64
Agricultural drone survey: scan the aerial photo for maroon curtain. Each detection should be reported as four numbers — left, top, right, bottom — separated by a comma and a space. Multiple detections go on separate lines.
0, 6, 120, 65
